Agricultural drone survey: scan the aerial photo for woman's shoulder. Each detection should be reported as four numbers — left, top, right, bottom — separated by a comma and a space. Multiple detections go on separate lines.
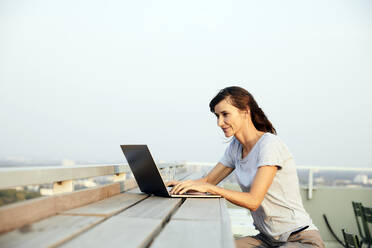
257, 133, 294, 167
259, 133, 287, 149
262, 132, 280, 142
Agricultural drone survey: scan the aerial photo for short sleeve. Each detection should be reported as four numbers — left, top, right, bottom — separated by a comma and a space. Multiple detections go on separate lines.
257, 141, 285, 169
219, 142, 236, 169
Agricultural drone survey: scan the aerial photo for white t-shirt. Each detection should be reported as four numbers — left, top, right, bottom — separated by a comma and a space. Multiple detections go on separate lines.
219, 133, 317, 241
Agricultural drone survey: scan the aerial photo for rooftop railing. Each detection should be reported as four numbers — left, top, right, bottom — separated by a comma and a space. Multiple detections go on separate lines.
0, 163, 186, 194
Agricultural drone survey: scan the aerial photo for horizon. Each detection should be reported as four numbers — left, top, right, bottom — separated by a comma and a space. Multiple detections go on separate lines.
2, 157, 372, 171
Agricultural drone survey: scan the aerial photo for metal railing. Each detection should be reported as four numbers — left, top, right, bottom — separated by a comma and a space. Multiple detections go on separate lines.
1, 162, 371, 196
185, 162, 372, 199
300, 166, 372, 199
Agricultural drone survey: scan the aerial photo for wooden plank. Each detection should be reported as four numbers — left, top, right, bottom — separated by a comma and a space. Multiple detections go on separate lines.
126, 187, 144, 194
54, 182, 120, 213
0, 183, 120, 234
122, 178, 138, 192
172, 198, 221, 221
110, 177, 137, 193
0, 215, 104, 248
117, 196, 182, 220
61, 193, 148, 217
0, 164, 130, 189
219, 198, 236, 248
0, 195, 55, 234
60, 217, 163, 248
150, 220, 222, 248
60, 195, 182, 247
0, 163, 183, 190
149, 197, 235, 247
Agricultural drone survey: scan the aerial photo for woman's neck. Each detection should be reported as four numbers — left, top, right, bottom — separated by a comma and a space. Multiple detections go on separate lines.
235, 126, 265, 152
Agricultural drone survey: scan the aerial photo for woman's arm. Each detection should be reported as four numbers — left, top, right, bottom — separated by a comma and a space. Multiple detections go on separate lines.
172, 165, 278, 211
198, 162, 234, 185
166, 162, 233, 190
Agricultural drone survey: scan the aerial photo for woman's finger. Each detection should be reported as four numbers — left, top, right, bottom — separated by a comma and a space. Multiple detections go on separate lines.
171, 181, 192, 194
179, 183, 209, 195
179, 187, 190, 195
165, 180, 180, 187
170, 182, 186, 194
172, 181, 196, 194
179, 186, 197, 195
169, 181, 183, 193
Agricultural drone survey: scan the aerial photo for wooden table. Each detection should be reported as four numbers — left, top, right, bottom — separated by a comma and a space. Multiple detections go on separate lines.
0, 188, 236, 248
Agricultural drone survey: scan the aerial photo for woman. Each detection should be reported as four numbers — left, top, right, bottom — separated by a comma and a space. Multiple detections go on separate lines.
167, 86, 324, 248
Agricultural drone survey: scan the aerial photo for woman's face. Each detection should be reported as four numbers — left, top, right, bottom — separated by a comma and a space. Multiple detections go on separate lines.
214, 99, 248, 137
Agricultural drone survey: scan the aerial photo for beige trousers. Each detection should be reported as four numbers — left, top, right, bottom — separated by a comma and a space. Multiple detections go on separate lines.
235, 230, 325, 248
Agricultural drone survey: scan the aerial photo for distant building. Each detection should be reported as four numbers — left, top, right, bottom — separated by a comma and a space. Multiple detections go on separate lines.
40, 188, 54, 196
353, 174, 368, 184
26, 185, 40, 192
314, 177, 325, 185
62, 159, 75, 166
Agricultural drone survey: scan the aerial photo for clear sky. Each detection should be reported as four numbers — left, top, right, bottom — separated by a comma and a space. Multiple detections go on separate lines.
0, 0, 371, 167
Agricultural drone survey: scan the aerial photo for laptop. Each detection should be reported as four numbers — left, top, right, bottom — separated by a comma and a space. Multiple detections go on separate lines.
120, 145, 221, 198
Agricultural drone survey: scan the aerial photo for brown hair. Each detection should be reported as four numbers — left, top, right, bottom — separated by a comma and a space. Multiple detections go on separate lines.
209, 86, 277, 134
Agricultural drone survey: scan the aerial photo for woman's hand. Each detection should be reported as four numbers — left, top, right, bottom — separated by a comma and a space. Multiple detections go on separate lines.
166, 180, 213, 195
165, 180, 181, 187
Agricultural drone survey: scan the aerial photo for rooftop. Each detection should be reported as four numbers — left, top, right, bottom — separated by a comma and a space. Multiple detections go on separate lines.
0, 163, 371, 247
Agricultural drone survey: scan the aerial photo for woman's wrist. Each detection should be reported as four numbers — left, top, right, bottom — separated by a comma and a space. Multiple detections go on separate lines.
196, 177, 208, 184
207, 184, 219, 194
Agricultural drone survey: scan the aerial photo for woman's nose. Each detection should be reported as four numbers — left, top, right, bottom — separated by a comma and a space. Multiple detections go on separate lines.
217, 117, 224, 127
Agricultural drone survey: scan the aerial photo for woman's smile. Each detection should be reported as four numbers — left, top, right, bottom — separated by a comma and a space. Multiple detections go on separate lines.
222, 127, 234, 137
222, 127, 230, 133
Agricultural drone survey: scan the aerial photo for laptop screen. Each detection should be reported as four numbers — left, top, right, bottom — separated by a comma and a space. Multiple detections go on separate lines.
120, 145, 169, 197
